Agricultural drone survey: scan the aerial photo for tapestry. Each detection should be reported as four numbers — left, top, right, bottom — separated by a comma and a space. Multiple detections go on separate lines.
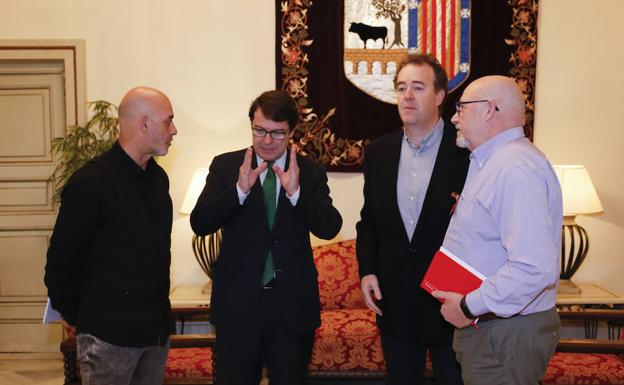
276, 0, 538, 172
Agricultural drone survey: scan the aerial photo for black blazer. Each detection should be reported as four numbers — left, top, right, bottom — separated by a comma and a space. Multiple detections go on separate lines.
45, 143, 173, 347
356, 122, 469, 342
190, 148, 342, 333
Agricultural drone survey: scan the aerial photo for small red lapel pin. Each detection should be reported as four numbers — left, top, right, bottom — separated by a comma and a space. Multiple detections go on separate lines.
450, 192, 460, 216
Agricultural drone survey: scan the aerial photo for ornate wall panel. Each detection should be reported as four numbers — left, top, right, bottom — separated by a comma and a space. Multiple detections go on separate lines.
276, 0, 539, 171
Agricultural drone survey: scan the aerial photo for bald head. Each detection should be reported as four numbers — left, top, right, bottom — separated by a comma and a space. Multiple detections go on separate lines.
452, 76, 526, 151
464, 76, 526, 128
117, 87, 177, 168
119, 87, 169, 125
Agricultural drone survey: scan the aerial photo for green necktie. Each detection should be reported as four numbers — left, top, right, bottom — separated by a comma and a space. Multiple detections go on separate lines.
262, 161, 276, 285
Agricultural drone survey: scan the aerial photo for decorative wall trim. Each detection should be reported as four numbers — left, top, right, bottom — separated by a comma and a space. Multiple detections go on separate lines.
278, 1, 538, 168
279, 1, 365, 168
506, 0, 538, 140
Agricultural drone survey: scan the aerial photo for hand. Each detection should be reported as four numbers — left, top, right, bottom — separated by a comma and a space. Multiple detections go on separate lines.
361, 274, 383, 315
432, 290, 473, 329
273, 144, 300, 196
237, 147, 267, 194
61, 320, 76, 337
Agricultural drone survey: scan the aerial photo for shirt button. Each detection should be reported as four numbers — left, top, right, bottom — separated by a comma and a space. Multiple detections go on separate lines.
409, 196, 414, 201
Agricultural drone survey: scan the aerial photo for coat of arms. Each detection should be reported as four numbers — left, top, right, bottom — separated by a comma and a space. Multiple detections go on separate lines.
344, 0, 471, 104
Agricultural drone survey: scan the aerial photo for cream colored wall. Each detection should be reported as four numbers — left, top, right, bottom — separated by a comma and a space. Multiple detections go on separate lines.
0, 0, 279, 285
1, 0, 622, 292
534, 0, 624, 293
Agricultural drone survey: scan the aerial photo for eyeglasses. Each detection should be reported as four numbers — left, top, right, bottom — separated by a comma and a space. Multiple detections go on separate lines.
454, 100, 499, 116
251, 126, 288, 140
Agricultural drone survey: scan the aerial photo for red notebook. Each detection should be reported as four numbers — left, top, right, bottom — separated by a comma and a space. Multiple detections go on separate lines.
421, 247, 486, 297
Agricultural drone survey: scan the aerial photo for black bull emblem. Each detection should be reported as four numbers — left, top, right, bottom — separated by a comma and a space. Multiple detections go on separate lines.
348, 22, 388, 49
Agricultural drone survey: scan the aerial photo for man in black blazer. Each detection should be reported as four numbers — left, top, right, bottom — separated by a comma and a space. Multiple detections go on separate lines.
45, 87, 177, 385
356, 54, 469, 385
190, 90, 342, 385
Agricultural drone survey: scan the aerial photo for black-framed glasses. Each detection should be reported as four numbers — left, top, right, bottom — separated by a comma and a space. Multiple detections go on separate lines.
251, 126, 288, 140
455, 100, 499, 116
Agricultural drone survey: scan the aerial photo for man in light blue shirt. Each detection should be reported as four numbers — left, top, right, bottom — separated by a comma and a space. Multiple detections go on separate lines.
357, 54, 469, 385
433, 76, 562, 385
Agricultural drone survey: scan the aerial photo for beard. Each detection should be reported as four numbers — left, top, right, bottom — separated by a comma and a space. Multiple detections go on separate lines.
456, 131, 470, 149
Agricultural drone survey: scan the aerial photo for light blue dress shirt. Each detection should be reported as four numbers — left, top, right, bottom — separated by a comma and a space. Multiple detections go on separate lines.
442, 127, 562, 317
397, 118, 444, 241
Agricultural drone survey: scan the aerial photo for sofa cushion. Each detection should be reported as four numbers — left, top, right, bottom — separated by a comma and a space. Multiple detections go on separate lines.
164, 347, 213, 382
314, 240, 366, 311
543, 352, 624, 385
309, 308, 385, 376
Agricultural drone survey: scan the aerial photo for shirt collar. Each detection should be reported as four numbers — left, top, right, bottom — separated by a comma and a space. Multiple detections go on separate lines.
403, 118, 444, 153
469, 127, 525, 169
112, 141, 157, 177
255, 150, 287, 171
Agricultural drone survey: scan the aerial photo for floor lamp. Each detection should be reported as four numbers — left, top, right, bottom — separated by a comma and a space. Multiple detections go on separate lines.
180, 168, 214, 294
553, 165, 603, 294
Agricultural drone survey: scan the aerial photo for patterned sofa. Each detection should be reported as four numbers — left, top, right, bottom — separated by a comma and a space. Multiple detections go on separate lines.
309, 240, 624, 385
309, 239, 387, 378
61, 239, 624, 385
547, 309, 624, 385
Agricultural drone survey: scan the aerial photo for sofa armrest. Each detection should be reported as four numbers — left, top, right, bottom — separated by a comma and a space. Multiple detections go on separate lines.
59, 333, 217, 353
557, 309, 624, 321
556, 308, 624, 354
170, 333, 216, 348
557, 338, 624, 354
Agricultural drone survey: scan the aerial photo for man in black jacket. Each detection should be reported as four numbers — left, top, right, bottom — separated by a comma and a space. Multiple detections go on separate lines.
356, 54, 469, 385
45, 87, 177, 385
190, 90, 342, 385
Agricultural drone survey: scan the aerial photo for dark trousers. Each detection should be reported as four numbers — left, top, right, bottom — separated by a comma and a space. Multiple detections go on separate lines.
215, 289, 315, 385
381, 333, 463, 385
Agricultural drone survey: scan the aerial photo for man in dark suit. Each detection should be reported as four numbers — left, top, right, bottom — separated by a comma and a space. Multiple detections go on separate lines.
190, 90, 342, 385
356, 54, 469, 385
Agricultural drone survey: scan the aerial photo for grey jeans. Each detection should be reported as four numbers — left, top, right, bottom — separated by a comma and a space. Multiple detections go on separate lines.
76, 333, 170, 385
453, 307, 560, 385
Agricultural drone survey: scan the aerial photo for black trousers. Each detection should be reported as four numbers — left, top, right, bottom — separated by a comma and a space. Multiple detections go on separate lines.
215, 289, 315, 385
381, 332, 463, 385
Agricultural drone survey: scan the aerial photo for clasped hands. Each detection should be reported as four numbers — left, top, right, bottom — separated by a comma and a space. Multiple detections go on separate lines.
237, 144, 300, 196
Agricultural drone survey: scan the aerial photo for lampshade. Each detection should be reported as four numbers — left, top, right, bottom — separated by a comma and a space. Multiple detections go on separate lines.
180, 168, 209, 214
180, 167, 217, 294
552, 165, 603, 216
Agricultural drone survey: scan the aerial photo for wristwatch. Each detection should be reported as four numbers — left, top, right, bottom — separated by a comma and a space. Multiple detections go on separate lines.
460, 296, 477, 320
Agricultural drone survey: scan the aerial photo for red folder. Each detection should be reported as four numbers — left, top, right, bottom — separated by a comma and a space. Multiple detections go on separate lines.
421, 247, 486, 297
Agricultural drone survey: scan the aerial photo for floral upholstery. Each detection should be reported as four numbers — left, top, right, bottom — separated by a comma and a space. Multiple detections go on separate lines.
164, 347, 213, 382
311, 239, 624, 385
309, 308, 386, 375
310, 240, 386, 376
159, 240, 623, 384
543, 353, 624, 385
314, 240, 366, 311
